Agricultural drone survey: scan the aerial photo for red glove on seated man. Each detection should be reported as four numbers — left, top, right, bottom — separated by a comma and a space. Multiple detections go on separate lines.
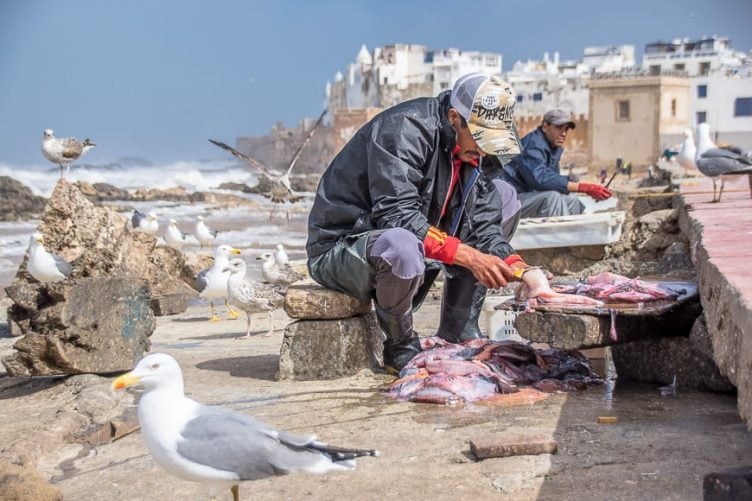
577, 182, 613, 201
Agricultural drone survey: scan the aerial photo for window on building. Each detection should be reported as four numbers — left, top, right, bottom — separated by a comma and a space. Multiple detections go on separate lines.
697, 85, 707, 98
516, 95, 524, 103
671, 98, 677, 117
699, 61, 711, 76
674, 63, 685, 71
696, 111, 707, 124
617, 100, 630, 121
532, 92, 542, 102
735, 98, 752, 117
648, 65, 661, 76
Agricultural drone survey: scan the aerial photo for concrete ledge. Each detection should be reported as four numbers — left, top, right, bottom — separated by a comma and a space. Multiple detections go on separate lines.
676, 184, 752, 429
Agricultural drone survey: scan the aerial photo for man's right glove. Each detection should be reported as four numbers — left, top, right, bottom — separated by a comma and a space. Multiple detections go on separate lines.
578, 182, 613, 201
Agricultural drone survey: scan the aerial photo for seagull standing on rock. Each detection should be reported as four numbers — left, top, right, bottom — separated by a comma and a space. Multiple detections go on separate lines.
196, 245, 242, 322
41, 129, 96, 178
27, 233, 72, 283
224, 258, 285, 337
194, 216, 219, 249
258, 252, 304, 288
695, 123, 752, 202
132, 210, 159, 234
165, 219, 188, 250
112, 353, 379, 501
274, 244, 289, 267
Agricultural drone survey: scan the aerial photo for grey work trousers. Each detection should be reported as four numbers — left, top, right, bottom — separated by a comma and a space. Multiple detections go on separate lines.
307, 179, 522, 319
517, 190, 584, 218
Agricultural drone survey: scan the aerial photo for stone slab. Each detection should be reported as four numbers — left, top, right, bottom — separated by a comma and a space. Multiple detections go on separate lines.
284, 283, 372, 320
277, 312, 383, 380
513, 298, 701, 350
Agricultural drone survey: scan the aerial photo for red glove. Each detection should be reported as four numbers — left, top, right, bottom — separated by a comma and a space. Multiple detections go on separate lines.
578, 183, 613, 201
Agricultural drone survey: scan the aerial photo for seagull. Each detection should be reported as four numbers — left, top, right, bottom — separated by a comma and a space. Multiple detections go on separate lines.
132, 210, 159, 234
695, 123, 752, 202
208, 108, 326, 219
196, 245, 242, 322
27, 233, 72, 283
165, 219, 188, 250
274, 244, 289, 267
257, 252, 304, 288
41, 129, 96, 178
224, 259, 285, 337
112, 353, 379, 501
676, 128, 697, 171
194, 216, 219, 249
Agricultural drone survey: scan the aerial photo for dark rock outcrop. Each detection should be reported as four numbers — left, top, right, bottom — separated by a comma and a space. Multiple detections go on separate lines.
0, 176, 47, 221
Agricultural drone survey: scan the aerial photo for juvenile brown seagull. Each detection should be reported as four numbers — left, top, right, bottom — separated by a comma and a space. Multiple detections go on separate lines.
41, 128, 96, 178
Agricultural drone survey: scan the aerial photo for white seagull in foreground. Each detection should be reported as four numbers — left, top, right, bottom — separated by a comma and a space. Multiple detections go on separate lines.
41, 129, 96, 178
224, 258, 284, 338
165, 219, 188, 250
194, 216, 219, 249
112, 353, 379, 501
27, 233, 72, 283
258, 252, 304, 288
274, 243, 289, 267
196, 245, 242, 322
676, 128, 697, 171
695, 123, 752, 202
132, 210, 159, 234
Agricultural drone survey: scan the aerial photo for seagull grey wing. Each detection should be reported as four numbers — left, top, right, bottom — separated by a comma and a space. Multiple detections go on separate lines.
176, 406, 329, 481
132, 210, 146, 228
698, 150, 752, 176
196, 269, 209, 293
53, 255, 72, 277
702, 148, 747, 161
60, 138, 83, 159
208, 139, 277, 180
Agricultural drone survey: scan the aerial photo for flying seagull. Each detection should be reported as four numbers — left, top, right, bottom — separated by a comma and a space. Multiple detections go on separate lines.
695, 123, 752, 202
196, 244, 242, 322
27, 233, 72, 283
112, 353, 379, 501
224, 258, 285, 337
209, 108, 326, 218
41, 129, 96, 178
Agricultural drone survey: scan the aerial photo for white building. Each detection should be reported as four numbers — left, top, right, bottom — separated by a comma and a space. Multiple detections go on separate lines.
641, 36, 752, 147
327, 44, 502, 114
504, 46, 635, 118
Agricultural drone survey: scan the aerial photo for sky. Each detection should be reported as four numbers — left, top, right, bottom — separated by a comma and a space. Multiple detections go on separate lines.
1, 0, 750, 165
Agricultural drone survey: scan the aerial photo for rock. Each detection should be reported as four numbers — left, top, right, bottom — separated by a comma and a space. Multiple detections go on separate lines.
0, 176, 47, 221
277, 312, 383, 380
284, 283, 372, 320
0, 459, 62, 501
182, 252, 215, 284
612, 336, 733, 392
188, 191, 261, 209
2, 277, 154, 376
704, 465, 752, 501
131, 186, 191, 202
217, 182, 255, 193
150, 279, 198, 316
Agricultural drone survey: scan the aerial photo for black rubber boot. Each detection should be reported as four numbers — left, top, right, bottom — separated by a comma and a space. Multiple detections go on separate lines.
436, 271, 488, 344
375, 307, 422, 375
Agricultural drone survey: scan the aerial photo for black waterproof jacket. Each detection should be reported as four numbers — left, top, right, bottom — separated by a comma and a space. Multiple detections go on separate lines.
306, 91, 516, 261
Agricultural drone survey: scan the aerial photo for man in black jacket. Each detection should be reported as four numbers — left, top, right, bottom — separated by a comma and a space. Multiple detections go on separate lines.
307, 73, 547, 374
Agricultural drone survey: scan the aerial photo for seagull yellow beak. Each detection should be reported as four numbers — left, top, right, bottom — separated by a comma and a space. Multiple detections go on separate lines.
112, 372, 141, 390
231, 248, 241, 255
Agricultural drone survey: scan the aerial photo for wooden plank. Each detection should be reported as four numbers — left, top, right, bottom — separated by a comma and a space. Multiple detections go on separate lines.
470, 435, 557, 459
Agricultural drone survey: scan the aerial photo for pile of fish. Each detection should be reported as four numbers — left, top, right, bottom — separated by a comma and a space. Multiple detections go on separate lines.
387, 337, 603, 405
551, 272, 681, 303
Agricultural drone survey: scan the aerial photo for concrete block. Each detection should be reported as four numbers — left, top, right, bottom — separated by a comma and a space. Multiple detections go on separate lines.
284, 283, 372, 320
277, 312, 383, 380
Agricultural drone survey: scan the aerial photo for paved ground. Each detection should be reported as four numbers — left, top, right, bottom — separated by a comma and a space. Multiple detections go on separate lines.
2, 297, 749, 501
